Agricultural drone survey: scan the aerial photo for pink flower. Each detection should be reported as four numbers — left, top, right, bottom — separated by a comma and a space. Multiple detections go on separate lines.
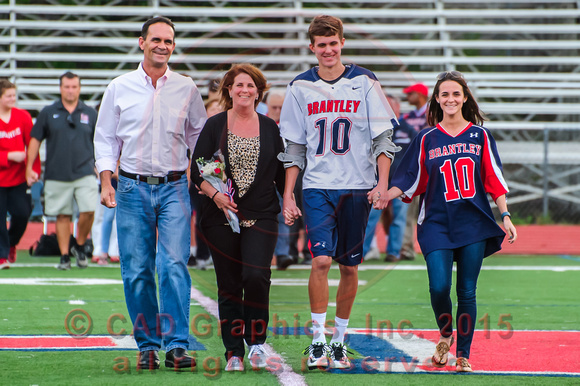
214, 168, 221, 174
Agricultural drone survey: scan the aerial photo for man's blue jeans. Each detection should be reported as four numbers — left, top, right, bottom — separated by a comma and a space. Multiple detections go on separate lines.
116, 174, 191, 352
362, 199, 409, 257
425, 241, 486, 359
386, 198, 409, 257
274, 192, 290, 257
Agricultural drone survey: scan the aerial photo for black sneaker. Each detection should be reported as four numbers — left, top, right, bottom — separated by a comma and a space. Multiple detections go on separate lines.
276, 255, 294, 270
303, 342, 330, 370
71, 244, 88, 269
57, 255, 71, 270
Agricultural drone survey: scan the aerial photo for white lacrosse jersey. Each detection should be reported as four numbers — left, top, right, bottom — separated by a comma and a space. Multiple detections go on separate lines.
280, 64, 398, 189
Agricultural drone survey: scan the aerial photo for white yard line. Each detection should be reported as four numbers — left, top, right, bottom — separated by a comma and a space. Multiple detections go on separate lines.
190, 286, 307, 386
10, 263, 580, 272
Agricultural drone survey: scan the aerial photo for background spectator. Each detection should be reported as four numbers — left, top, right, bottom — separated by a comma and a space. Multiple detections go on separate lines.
0, 79, 41, 269
26, 72, 98, 270
399, 82, 430, 260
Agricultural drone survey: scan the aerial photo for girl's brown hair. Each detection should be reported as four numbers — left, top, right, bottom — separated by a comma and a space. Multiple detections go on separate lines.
426, 71, 485, 127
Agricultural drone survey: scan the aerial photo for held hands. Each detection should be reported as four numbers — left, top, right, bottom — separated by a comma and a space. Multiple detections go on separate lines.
503, 217, 518, 244
367, 186, 389, 210
212, 191, 237, 220
283, 194, 302, 226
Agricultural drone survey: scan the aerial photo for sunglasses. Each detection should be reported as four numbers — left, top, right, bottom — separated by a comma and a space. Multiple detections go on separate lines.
437, 70, 464, 81
66, 114, 75, 128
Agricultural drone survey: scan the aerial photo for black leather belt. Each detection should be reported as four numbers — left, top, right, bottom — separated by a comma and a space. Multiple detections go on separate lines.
119, 169, 186, 185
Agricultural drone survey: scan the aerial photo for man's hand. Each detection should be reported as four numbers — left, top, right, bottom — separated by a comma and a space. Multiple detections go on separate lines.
25, 168, 39, 186
99, 170, 117, 208
101, 184, 117, 208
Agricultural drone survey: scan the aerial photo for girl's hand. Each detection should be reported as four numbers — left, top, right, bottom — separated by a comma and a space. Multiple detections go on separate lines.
503, 217, 517, 244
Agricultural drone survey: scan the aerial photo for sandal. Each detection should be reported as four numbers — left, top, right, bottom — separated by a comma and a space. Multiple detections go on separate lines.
456, 357, 472, 372
431, 335, 454, 367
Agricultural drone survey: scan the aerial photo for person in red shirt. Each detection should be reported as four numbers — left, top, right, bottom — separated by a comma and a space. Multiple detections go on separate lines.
0, 79, 40, 269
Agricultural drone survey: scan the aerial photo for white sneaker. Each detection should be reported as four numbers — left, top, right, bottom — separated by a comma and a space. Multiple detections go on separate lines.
247, 344, 267, 369
329, 342, 351, 369
304, 342, 330, 370
196, 258, 208, 270
364, 247, 380, 261
0, 259, 10, 270
225, 356, 244, 372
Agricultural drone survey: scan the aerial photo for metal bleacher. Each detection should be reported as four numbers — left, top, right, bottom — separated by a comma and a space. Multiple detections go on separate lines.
1, 0, 579, 221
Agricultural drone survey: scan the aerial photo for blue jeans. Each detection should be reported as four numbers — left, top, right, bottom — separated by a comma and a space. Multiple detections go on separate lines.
362, 207, 381, 256
30, 181, 44, 218
274, 193, 290, 257
386, 199, 409, 256
116, 174, 191, 352
101, 205, 116, 255
425, 241, 486, 359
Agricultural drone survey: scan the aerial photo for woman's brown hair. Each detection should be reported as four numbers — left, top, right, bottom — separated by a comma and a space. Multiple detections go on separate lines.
219, 63, 270, 111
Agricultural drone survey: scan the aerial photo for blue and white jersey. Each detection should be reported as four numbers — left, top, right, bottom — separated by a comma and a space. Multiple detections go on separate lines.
280, 64, 398, 190
391, 122, 508, 257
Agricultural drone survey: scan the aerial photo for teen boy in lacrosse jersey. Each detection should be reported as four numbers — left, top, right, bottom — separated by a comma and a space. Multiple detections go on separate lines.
278, 15, 399, 370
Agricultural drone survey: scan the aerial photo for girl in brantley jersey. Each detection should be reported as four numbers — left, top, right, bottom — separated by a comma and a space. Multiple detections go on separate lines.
386, 71, 517, 372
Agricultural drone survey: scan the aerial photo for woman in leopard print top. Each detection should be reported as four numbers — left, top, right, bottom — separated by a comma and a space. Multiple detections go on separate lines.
191, 64, 285, 370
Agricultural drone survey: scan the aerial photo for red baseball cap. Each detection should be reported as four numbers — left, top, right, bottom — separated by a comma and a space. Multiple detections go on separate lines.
403, 83, 429, 96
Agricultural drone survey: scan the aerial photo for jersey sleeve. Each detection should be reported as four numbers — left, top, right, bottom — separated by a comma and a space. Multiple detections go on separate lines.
21, 109, 41, 175
279, 84, 307, 145
366, 78, 398, 139
390, 130, 430, 203
30, 107, 48, 142
480, 128, 509, 201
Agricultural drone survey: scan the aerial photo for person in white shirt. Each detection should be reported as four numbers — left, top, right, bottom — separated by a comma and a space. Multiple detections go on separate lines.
94, 16, 206, 371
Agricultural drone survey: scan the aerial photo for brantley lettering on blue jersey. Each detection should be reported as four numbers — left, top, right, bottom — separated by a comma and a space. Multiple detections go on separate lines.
390, 122, 509, 258
307, 100, 361, 116
429, 143, 482, 160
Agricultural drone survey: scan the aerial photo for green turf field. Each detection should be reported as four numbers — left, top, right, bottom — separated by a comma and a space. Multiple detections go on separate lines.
1, 251, 579, 385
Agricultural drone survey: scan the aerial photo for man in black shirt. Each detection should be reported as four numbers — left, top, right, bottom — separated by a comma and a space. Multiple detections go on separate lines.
26, 72, 98, 270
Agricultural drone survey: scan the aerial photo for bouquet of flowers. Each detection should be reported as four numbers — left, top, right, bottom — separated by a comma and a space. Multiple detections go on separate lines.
196, 151, 240, 233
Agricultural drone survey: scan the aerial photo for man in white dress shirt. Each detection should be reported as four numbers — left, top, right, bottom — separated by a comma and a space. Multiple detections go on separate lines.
94, 16, 206, 371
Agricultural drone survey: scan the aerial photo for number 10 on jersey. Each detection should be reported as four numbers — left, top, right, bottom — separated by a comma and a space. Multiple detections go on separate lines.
439, 157, 476, 201
315, 117, 353, 156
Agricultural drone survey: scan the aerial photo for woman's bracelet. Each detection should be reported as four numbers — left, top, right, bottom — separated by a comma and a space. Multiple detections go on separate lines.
501, 211, 511, 221
211, 190, 219, 201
